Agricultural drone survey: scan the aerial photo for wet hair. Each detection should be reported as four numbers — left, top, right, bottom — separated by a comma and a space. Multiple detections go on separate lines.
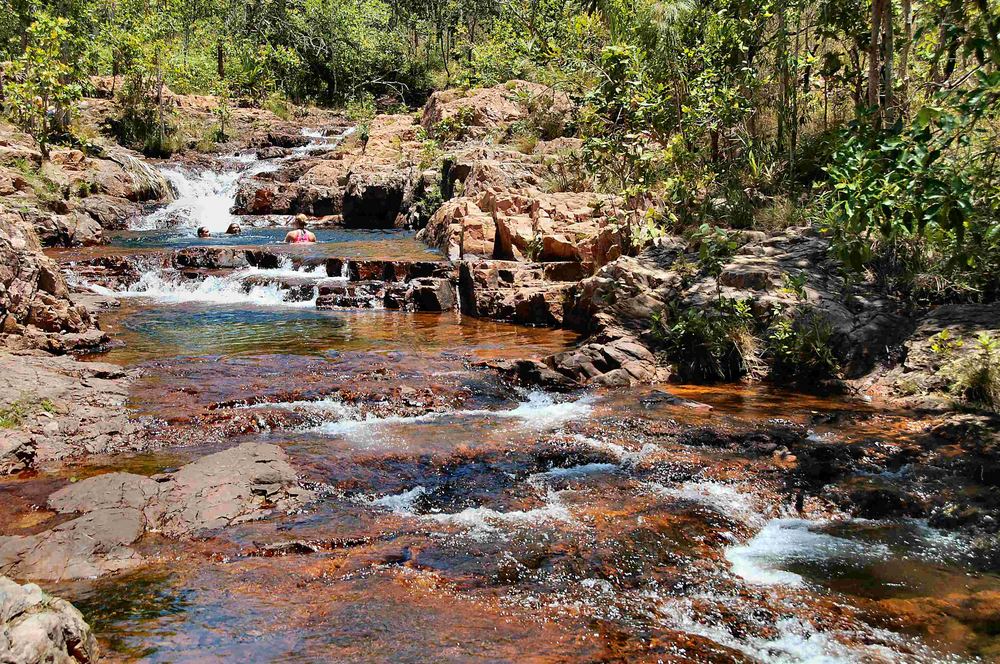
226, 222, 242, 235
197, 226, 211, 237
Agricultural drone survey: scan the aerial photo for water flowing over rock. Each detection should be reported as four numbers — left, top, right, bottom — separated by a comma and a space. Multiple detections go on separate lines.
0, 577, 98, 664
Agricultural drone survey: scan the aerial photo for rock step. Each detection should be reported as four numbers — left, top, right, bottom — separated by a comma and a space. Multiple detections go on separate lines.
316, 277, 456, 312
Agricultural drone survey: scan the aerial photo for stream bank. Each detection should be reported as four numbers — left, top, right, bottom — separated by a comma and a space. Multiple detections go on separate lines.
1, 85, 999, 663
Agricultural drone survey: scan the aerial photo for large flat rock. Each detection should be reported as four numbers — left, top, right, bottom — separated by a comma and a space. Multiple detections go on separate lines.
0, 443, 314, 581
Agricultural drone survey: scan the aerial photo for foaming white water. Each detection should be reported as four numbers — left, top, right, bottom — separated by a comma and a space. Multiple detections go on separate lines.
251, 391, 593, 445
135, 126, 353, 232
655, 481, 769, 530
462, 391, 593, 431
138, 167, 244, 233
657, 598, 918, 664
367, 486, 428, 514
725, 518, 889, 587
426, 490, 574, 541
96, 270, 317, 308
528, 463, 619, 486
238, 256, 324, 280
574, 434, 657, 466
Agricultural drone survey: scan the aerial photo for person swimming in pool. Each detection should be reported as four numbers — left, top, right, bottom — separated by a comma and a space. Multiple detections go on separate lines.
284, 214, 316, 244
197, 226, 211, 238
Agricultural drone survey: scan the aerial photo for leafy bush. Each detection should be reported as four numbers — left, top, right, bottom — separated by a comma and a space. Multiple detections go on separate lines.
940, 333, 1000, 412
652, 298, 763, 382
429, 106, 476, 143
766, 309, 839, 379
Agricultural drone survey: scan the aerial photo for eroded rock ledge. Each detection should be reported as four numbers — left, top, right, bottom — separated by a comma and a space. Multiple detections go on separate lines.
0, 443, 314, 581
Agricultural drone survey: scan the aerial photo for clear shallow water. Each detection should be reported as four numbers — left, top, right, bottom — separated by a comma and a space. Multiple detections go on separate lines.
107, 227, 433, 250
13, 144, 1000, 662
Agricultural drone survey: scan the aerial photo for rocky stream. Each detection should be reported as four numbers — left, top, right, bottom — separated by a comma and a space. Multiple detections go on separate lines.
2, 99, 1000, 663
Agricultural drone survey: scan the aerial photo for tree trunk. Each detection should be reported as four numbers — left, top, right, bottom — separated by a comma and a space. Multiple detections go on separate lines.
882, 0, 895, 122
217, 41, 225, 79
156, 52, 165, 150
899, 0, 913, 117
868, 0, 884, 114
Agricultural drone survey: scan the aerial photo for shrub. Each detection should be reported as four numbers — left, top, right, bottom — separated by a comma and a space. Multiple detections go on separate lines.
766, 308, 839, 380
940, 332, 1000, 412
429, 106, 476, 143
652, 298, 764, 382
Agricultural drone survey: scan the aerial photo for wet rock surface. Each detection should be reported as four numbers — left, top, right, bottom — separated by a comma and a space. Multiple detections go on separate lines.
0, 577, 97, 663
0, 351, 135, 474
0, 444, 313, 580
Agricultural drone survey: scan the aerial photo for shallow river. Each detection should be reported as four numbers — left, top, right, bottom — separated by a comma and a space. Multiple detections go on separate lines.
5, 141, 999, 663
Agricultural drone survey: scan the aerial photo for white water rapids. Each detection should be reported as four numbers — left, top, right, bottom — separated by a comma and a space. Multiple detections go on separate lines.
135, 127, 353, 233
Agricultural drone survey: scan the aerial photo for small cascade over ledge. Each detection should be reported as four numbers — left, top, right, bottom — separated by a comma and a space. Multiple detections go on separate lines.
134, 127, 352, 234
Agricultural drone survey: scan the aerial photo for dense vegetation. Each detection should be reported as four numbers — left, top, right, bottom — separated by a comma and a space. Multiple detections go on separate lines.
1, 0, 998, 301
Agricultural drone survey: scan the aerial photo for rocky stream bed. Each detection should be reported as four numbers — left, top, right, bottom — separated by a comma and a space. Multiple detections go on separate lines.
2, 89, 1000, 663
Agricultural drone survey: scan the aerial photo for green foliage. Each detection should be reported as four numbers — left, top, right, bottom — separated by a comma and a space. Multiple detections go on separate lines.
652, 298, 763, 382
4, 11, 86, 160
428, 106, 476, 143
12, 158, 60, 202
418, 139, 443, 170
940, 333, 1000, 412
779, 272, 809, 300
824, 70, 1000, 299
689, 224, 739, 277
0, 401, 29, 429
542, 150, 591, 193
766, 308, 839, 379
0, 395, 56, 429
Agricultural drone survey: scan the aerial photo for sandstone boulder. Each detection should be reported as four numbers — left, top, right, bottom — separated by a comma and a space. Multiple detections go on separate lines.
0, 577, 98, 664
0, 444, 313, 580
1, 212, 100, 349
421, 81, 573, 139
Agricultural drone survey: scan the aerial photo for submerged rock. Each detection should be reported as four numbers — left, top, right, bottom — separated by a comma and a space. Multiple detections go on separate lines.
0, 443, 314, 580
0, 577, 98, 664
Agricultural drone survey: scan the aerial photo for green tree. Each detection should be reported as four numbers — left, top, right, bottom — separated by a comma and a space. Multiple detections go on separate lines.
4, 11, 86, 160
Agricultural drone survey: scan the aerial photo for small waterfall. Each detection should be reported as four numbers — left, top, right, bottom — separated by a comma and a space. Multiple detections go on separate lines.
136, 167, 245, 233
90, 263, 321, 309
132, 126, 354, 234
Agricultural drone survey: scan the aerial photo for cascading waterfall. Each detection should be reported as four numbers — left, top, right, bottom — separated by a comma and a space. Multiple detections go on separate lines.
134, 127, 352, 234
90, 257, 321, 308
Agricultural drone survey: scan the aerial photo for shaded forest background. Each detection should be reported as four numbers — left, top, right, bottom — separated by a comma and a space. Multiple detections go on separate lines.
1, 0, 999, 299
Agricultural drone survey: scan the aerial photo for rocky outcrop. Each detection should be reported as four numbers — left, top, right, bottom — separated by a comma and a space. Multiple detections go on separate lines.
492, 227, 918, 388
866, 303, 1000, 410
0, 444, 313, 580
0, 351, 135, 474
458, 261, 583, 326
421, 81, 573, 139
0, 124, 172, 247
317, 259, 456, 311
419, 188, 623, 268
0, 577, 97, 663
235, 114, 429, 227
234, 84, 577, 232
0, 212, 104, 351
